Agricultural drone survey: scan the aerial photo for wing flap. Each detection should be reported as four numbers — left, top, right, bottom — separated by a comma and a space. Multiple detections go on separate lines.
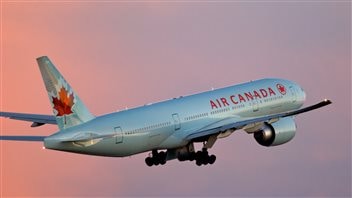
186, 127, 222, 141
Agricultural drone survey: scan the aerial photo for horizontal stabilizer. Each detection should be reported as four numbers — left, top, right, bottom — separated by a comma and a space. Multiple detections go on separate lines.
0, 136, 46, 141
0, 112, 56, 127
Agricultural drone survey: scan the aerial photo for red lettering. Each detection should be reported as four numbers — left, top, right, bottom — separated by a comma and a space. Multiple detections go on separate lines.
216, 99, 222, 108
268, 87, 276, 96
220, 98, 229, 106
260, 89, 268, 97
244, 92, 254, 101
211, 88, 275, 109
210, 100, 218, 109
238, 94, 246, 103
253, 90, 261, 98
230, 95, 238, 104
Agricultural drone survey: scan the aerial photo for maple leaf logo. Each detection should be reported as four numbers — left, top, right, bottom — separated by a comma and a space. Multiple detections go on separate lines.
276, 84, 286, 95
52, 87, 75, 116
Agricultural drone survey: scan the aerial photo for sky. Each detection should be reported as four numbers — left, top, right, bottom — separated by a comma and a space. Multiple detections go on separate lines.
0, 1, 351, 197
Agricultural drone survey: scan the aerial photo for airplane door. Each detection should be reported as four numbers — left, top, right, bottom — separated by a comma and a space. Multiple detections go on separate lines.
114, 127, 123, 144
172, 113, 181, 131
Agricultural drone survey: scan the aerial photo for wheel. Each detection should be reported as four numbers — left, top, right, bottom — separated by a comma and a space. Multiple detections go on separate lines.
209, 155, 216, 164
195, 151, 202, 161
202, 156, 209, 165
153, 160, 160, 166
159, 151, 166, 160
196, 159, 202, 166
153, 157, 160, 166
158, 151, 167, 165
145, 157, 153, 167
201, 151, 209, 165
189, 152, 195, 161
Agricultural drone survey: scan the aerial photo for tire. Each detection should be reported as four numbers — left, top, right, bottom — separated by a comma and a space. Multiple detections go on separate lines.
159, 151, 166, 160
145, 157, 153, 167
209, 155, 216, 164
189, 152, 195, 161
201, 152, 209, 165
202, 157, 209, 165
159, 152, 167, 165
196, 159, 202, 166
160, 160, 166, 165
153, 159, 160, 166
195, 151, 202, 161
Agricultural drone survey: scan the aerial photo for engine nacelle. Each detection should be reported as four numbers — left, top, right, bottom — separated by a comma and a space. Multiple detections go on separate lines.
254, 117, 296, 147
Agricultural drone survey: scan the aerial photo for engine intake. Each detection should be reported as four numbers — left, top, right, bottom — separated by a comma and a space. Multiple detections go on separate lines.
254, 117, 296, 147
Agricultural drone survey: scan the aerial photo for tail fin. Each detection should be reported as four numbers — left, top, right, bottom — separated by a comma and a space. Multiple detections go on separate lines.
37, 56, 95, 130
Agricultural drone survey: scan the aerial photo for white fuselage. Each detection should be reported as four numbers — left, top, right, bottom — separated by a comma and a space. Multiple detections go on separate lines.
44, 78, 306, 157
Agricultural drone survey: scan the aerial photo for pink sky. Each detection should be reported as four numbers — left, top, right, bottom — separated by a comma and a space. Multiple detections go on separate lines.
1, 2, 350, 197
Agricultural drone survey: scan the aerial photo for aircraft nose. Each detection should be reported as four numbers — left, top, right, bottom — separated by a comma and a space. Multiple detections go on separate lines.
299, 86, 306, 103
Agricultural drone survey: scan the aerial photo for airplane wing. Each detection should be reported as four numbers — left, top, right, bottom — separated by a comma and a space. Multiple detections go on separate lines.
0, 112, 56, 127
186, 99, 332, 141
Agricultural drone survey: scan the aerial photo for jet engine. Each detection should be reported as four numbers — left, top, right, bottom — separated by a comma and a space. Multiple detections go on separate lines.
254, 117, 296, 147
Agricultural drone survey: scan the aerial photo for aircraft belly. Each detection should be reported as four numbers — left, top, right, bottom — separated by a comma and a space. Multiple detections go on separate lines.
158, 135, 188, 149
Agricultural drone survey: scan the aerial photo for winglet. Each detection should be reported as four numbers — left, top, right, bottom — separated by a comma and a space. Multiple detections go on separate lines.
37, 56, 95, 130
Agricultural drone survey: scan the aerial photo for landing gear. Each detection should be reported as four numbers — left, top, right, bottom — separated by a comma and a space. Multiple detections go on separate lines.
145, 150, 167, 167
144, 143, 217, 166
194, 148, 216, 166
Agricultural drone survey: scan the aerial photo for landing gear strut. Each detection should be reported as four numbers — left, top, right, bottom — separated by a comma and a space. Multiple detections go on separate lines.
145, 150, 167, 167
195, 148, 216, 166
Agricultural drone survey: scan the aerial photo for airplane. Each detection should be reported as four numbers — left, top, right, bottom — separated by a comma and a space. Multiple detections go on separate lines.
0, 56, 331, 166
